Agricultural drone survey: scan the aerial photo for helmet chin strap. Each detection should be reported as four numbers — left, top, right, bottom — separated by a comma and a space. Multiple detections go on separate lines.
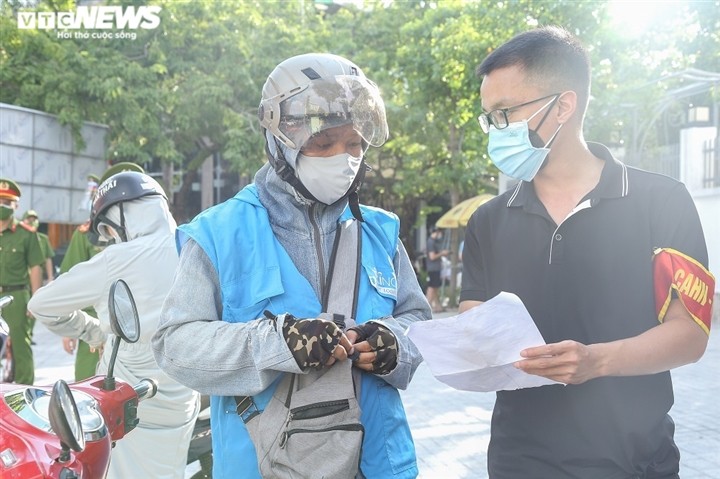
265, 136, 320, 203
346, 161, 369, 222
263, 132, 368, 221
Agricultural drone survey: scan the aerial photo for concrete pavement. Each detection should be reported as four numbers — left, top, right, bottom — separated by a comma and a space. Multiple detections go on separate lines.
29, 312, 720, 478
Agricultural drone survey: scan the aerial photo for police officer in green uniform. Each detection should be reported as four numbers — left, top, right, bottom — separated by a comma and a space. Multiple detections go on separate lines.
23, 210, 55, 283
22, 209, 54, 346
0, 179, 44, 384
58, 163, 144, 380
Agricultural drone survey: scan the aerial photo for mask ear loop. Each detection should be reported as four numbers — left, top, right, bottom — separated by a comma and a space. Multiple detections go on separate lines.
528, 94, 562, 148
543, 123, 564, 149
528, 94, 560, 128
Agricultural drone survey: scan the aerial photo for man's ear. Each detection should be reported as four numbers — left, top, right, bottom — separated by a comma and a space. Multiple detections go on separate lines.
556, 91, 577, 124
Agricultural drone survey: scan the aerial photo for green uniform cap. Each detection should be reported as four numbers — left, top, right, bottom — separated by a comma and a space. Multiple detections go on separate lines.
99, 162, 145, 184
23, 209, 39, 220
0, 178, 21, 200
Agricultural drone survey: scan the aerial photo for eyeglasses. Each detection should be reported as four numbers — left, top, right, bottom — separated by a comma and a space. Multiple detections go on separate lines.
477, 93, 560, 134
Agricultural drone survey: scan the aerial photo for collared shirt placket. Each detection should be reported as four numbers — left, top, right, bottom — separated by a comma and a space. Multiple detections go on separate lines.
547, 199, 593, 265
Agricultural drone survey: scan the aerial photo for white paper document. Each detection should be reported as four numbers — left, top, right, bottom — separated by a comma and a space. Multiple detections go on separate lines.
406, 292, 561, 392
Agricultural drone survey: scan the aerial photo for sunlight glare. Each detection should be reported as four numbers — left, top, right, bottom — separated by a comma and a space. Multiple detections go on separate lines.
607, 0, 687, 38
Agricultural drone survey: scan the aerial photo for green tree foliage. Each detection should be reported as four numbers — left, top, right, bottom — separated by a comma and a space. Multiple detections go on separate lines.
587, 1, 720, 159
1, 0, 717, 229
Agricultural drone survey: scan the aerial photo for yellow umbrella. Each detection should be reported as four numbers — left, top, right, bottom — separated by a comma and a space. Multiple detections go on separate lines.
435, 194, 494, 229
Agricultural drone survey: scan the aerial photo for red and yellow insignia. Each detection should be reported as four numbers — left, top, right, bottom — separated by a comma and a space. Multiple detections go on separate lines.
653, 247, 715, 335
0, 180, 20, 200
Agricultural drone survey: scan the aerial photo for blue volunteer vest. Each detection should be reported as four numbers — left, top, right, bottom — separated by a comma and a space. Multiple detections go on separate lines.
178, 185, 418, 479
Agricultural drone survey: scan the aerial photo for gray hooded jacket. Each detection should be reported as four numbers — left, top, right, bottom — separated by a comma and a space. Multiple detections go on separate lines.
152, 161, 431, 397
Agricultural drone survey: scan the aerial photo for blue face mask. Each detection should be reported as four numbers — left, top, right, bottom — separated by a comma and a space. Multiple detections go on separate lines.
487, 97, 563, 182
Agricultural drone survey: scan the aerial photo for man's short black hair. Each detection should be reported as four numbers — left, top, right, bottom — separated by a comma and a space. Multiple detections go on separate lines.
476, 26, 591, 116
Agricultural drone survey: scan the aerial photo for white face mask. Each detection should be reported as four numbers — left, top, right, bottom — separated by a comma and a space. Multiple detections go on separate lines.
295, 152, 362, 205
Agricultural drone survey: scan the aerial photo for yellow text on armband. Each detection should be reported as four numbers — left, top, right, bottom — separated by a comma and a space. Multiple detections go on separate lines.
673, 269, 710, 306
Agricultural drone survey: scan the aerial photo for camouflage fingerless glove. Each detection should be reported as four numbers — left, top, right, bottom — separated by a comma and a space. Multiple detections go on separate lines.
348, 322, 398, 375
274, 312, 344, 371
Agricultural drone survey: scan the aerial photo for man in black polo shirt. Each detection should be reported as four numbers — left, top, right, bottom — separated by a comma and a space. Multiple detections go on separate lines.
461, 26, 714, 478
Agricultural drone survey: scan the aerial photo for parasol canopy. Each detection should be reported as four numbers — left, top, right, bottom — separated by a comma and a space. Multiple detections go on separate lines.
435, 194, 494, 229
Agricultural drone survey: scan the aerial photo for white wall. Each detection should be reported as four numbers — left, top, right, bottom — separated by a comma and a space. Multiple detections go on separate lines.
0, 103, 107, 224
680, 126, 717, 191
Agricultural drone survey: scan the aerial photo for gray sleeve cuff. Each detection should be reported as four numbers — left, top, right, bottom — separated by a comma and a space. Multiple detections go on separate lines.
254, 312, 304, 374
367, 317, 422, 390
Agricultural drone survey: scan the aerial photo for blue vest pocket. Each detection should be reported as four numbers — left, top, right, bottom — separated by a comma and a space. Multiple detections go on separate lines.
223, 266, 283, 323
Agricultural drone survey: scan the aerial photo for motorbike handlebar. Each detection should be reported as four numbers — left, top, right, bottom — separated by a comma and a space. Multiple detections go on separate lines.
133, 378, 158, 402
0, 295, 13, 309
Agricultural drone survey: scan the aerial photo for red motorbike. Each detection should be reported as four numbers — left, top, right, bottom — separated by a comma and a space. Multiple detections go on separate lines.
0, 279, 157, 479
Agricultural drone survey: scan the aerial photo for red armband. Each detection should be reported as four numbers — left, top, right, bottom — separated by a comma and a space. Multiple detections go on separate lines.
653, 247, 715, 335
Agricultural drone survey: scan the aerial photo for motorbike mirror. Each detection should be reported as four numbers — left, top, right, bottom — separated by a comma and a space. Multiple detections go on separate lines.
108, 279, 140, 343
48, 379, 85, 456
104, 279, 140, 390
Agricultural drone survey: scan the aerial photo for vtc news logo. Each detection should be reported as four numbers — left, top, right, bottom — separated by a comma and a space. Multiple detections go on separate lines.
17, 5, 161, 30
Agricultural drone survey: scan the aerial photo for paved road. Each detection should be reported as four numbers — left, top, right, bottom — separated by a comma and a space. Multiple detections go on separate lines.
29, 313, 719, 478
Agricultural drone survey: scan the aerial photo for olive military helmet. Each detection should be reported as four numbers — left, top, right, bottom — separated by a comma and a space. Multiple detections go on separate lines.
90, 171, 166, 242
258, 53, 388, 151
99, 161, 144, 185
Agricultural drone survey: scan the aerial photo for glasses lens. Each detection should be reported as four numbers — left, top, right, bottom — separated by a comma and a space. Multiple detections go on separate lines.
478, 114, 490, 134
490, 110, 508, 130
